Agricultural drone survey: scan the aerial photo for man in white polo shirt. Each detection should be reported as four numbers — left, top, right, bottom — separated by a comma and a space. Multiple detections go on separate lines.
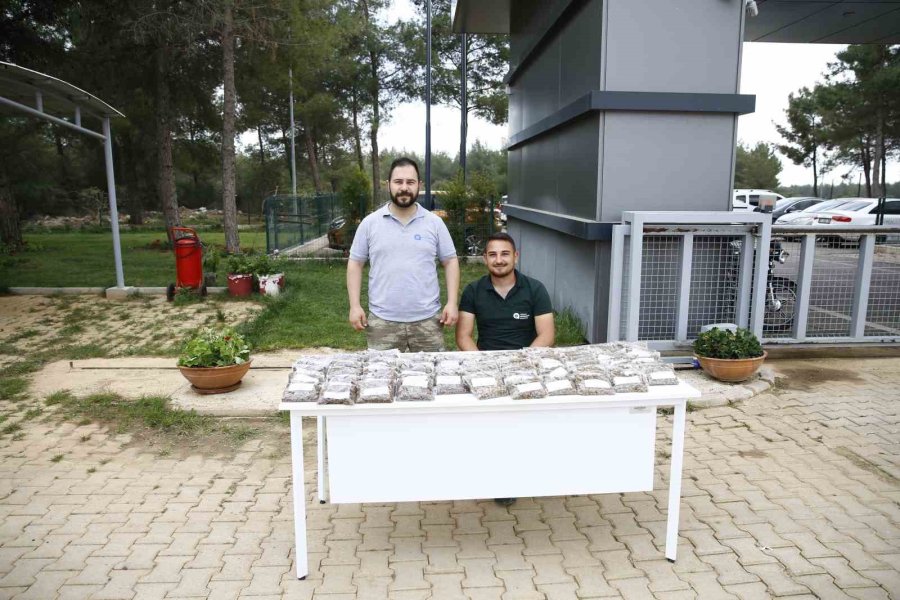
346, 157, 460, 351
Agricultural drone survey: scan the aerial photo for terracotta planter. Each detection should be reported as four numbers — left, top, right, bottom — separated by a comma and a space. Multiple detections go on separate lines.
178, 360, 252, 394
227, 273, 253, 297
695, 351, 767, 383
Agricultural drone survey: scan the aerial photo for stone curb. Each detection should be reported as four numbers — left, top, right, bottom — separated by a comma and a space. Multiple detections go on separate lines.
679, 365, 776, 408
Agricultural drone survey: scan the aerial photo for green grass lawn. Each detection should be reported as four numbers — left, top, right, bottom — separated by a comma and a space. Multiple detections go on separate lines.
1, 230, 267, 287
1, 229, 587, 350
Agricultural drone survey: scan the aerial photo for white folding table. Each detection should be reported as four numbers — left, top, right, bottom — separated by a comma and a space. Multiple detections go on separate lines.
280, 381, 700, 579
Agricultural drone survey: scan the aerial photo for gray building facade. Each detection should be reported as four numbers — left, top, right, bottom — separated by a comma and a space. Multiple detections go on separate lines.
452, 0, 900, 342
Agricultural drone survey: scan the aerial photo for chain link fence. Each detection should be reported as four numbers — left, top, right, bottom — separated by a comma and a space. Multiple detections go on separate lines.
265, 193, 500, 257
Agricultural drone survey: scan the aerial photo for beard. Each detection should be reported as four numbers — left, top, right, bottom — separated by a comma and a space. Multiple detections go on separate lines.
487, 262, 515, 278
390, 189, 417, 208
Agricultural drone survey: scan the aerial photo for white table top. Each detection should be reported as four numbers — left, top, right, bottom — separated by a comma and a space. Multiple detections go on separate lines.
279, 380, 700, 416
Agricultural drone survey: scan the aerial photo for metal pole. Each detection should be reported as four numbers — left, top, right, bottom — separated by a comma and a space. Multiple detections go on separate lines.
460, 33, 467, 183
289, 67, 297, 197
102, 116, 125, 288
425, 0, 432, 202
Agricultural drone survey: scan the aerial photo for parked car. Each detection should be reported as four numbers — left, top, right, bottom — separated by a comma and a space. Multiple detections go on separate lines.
774, 199, 860, 225
759, 197, 826, 221
775, 197, 900, 244
733, 189, 784, 211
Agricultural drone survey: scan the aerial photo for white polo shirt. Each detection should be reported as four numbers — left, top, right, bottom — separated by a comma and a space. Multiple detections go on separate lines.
349, 203, 457, 322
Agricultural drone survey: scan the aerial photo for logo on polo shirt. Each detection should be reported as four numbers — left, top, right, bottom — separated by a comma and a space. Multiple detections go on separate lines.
414, 234, 422, 240
513, 313, 530, 320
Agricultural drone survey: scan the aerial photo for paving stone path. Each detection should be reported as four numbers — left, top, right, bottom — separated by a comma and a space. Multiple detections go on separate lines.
0, 358, 898, 599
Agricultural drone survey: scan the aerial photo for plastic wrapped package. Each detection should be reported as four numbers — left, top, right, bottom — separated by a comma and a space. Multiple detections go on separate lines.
612, 375, 647, 393
290, 369, 323, 385
543, 366, 569, 381
435, 360, 462, 375
539, 357, 565, 371
397, 359, 433, 374
283, 380, 318, 402
464, 374, 507, 400
434, 374, 467, 395
504, 370, 540, 386
576, 377, 614, 395
363, 362, 395, 377
396, 375, 434, 402
510, 380, 547, 400
639, 363, 678, 386
357, 377, 393, 403
319, 382, 355, 405
646, 370, 678, 386
365, 348, 401, 361
544, 378, 576, 396
325, 371, 357, 384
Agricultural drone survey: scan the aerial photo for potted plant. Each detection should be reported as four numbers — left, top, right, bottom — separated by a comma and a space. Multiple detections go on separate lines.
693, 327, 767, 382
177, 326, 252, 393
225, 253, 254, 297
251, 252, 285, 296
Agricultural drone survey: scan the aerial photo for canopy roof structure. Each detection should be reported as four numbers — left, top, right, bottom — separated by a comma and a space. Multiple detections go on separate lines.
0, 61, 127, 290
453, 0, 900, 43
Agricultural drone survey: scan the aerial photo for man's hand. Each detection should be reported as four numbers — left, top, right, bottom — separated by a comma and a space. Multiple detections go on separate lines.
439, 303, 459, 327
349, 306, 368, 331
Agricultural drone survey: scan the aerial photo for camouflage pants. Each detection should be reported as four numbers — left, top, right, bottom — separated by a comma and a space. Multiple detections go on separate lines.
366, 312, 445, 352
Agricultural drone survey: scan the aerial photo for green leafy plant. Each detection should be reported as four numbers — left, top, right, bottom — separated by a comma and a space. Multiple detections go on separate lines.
693, 327, 763, 359
248, 252, 282, 275
203, 245, 221, 273
224, 253, 252, 275
177, 326, 251, 368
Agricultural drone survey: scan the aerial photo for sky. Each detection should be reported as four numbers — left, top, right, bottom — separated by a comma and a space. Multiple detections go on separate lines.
375, 2, 892, 188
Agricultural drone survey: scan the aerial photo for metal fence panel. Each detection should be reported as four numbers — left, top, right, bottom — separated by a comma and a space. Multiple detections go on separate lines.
264, 194, 346, 256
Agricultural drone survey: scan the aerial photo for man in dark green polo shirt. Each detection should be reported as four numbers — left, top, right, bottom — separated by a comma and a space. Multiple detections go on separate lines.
456, 232, 555, 351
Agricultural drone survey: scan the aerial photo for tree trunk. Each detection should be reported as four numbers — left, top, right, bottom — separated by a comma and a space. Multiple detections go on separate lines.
873, 110, 884, 197
361, 0, 380, 204
351, 89, 364, 171
0, 177, 23, 252
811, 148, 818, 197
257, 124, 265, 166
303, 124, 322, 193
221, 2, 240, 254
862, 141, 872, 197
156, 46, 181, 243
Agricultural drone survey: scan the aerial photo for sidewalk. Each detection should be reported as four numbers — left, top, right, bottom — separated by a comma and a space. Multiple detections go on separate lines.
1, 357, 898, 599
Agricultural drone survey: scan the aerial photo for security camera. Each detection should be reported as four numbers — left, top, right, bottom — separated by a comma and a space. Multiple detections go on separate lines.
746, 0, 759, 17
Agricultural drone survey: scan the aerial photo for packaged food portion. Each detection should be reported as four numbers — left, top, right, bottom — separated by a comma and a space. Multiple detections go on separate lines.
464, 374, 507, 400
612, 375, 647, 394
576, 377, 613, 395
283, 380, 318, 402
319, 382, 355, 405
544, 378, 576, 396
357, 378, 393, 403
396, 375, 434, 402
434, 374, 467, 395
510, 381, 547, 400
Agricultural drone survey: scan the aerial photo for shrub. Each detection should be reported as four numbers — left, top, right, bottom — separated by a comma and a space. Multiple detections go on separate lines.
177, 326, 251, 368
693, 327, 763, 359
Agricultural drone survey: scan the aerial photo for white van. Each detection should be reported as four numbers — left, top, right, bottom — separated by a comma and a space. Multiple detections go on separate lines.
733, 189, 784, 211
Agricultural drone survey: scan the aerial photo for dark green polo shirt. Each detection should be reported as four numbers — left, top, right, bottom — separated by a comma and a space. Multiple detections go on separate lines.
459, 270, 553, 350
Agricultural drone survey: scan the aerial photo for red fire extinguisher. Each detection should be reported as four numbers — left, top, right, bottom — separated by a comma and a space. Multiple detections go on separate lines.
167, 227, 206, 301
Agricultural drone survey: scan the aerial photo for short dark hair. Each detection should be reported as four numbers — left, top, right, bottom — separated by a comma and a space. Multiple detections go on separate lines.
484, 232, 517, 254
388, 157, 420, 181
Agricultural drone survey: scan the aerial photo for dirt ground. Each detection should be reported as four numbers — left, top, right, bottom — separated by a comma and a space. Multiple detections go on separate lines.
0, 294, 265, 370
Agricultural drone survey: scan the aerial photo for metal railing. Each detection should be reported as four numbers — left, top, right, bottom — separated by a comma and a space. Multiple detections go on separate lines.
608, 211, 900, 348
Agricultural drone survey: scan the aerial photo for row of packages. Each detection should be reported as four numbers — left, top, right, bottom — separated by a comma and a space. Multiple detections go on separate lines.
283, 343, 679, 405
